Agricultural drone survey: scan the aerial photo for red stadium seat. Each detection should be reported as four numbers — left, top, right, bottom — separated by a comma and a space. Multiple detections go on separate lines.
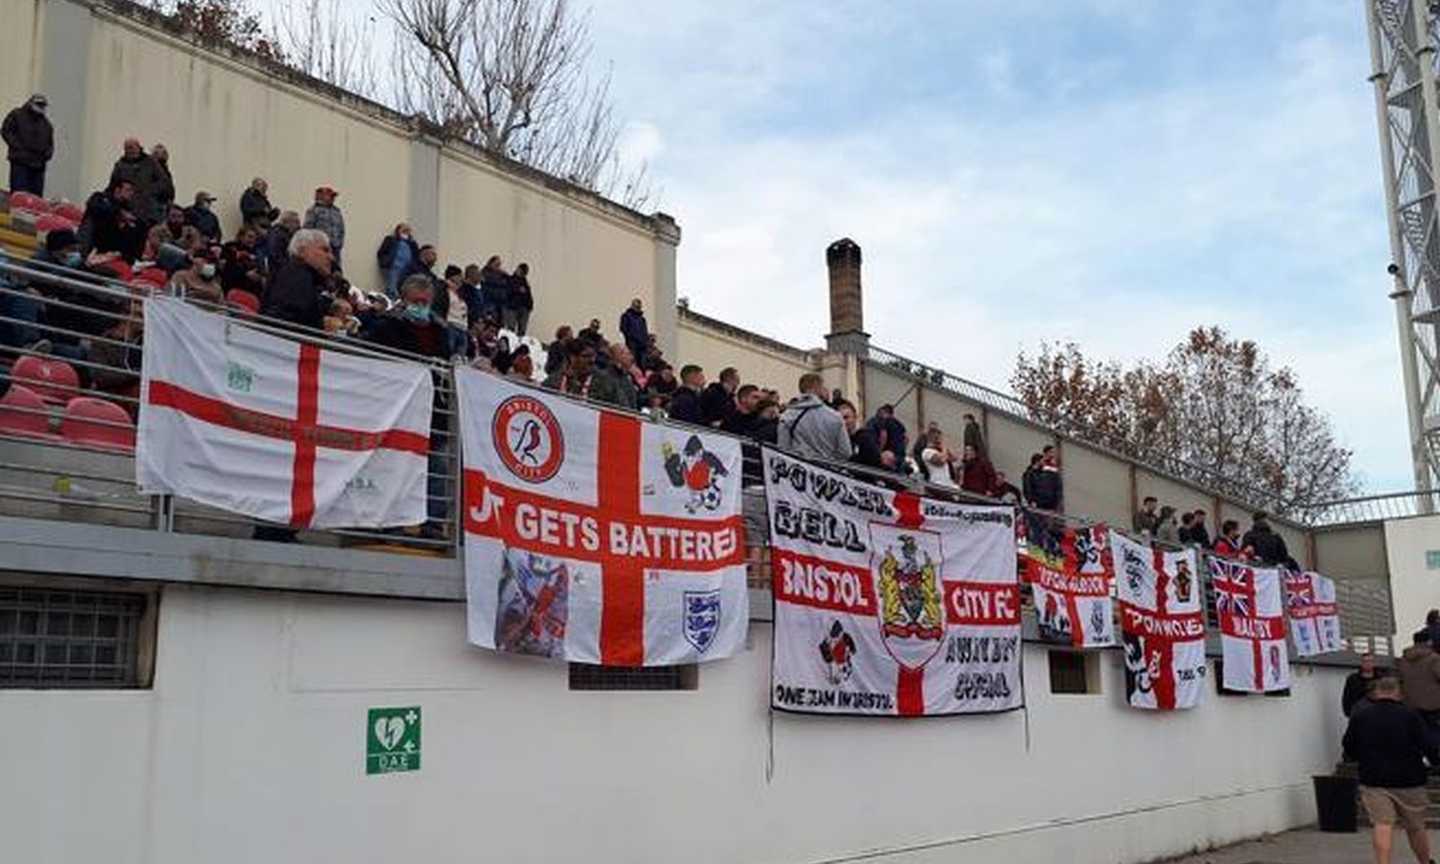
131, 268, 169, 291
12, 355, 80, 405
34, 213, 79, 236
52, 201, 83, 223
7, 191, 48, 215
60, 397, 135, 451
226, 289, 261, 316
0, 384, 60, 440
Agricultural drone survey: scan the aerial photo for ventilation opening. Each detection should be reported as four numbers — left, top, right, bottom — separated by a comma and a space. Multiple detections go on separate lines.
568, 663, 699, 691
1048, 650, 1100, 695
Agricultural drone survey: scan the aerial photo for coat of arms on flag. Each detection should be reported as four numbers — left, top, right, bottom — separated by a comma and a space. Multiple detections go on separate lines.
457, 370, 748, 666
136, 296, 434, 528
1285, 571, 1342, 657
766, 448, 1021, 717
1113, 532, 1207, 711
1019, 513, 1116, 649
1210, 558, 1291, 692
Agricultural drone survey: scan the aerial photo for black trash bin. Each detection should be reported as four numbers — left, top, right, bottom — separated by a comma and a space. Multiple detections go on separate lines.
1313, 774, 1359, 833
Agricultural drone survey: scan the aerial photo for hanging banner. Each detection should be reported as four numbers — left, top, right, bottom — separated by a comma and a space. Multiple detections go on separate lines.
1113, 532, 1207, 710
764, 448, 1021, 717
456, 369, 748, 666
1285, 571, 1342, 657
1019, 513, 1116, 648
1210, 559, 1292, 692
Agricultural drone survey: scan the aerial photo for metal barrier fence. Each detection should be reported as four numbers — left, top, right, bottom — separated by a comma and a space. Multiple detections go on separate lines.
1300, 490, 1440, 526
0, 255, 1397, 649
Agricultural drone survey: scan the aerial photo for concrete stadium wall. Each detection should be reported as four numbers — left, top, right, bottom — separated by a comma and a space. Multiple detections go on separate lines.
0, 582, 1346, 864
1315, 524, 1388, 581
676, 309, 818, 394
12, 0, 679, 350
1, 2, 40, 114
1384, 514, 1440, 637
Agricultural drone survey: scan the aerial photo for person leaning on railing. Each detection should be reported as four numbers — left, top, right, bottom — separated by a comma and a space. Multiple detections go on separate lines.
261, 229, 333, 331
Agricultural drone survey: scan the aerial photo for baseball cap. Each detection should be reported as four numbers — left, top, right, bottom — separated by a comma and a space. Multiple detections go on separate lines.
28, 94, 47, 110
316, 186, 339, 197
194, 191, 216, 204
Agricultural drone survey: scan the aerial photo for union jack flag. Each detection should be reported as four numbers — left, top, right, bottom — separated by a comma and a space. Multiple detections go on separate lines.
1210, 560, 1251, 618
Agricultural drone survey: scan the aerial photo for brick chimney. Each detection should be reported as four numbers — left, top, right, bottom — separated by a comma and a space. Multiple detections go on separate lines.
825, 238, 869, 354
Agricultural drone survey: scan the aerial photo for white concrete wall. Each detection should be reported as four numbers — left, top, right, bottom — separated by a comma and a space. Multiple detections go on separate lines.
1385, 513, 1440, 637
676, 312, 817, 394
0, 583, 1347, 864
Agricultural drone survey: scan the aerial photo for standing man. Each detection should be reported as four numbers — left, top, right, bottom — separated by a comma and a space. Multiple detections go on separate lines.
620, 298, 649, 366
241, 177, 278, 230
1344, 654, 1380, 718
2, 94, 53, 196
701, 366, 739, 428
836, 400, 884, 469
1030, 445, 1064, 512
151, 143, 176, 217
304, 186, 345, 270
667, 364, 706, 426
261, 228, 333, 330
1399, 630, 1440, 747
1133, 496, 1160, 536
962, 412, 986, 457
866, 404, 908, 473
777, 373, 850, 463
184, 191, 221, 243
109, 138, 168, 226
1342, 675, 1438, 864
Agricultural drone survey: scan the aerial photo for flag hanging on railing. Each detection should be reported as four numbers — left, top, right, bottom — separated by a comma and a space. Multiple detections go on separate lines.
137, 297, 433, 528
456, 369, 747, 666
1285, 570, 1342, 657
1113, 532, 1207, 710
1019, 512, 1116, 648
1210, 558, 1291, 692
764, 447, 1021, 717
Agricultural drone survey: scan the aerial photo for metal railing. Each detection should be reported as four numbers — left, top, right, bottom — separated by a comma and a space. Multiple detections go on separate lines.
0, 254, 1398, 650
865, 343, 1301, 518
1301, 489, 1440, 527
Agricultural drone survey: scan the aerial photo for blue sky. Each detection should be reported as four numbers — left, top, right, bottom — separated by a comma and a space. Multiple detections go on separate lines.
585, 0, 1407, 492
267, 0, 1404, 492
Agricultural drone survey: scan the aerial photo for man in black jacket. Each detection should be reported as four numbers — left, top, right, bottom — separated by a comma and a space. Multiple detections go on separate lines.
837, 400, 884, 469
1343, 674, 1439, 864
1242, 513, 1297, 569
700, 367, 739, 428
78, 179, 142, 261
1344, 654, 1379, 718
261, 228, 332, 330
1030, 445, 1063, 512
2, 94, 53, 195
184, 191, 222, 243
668, 365, 706, 426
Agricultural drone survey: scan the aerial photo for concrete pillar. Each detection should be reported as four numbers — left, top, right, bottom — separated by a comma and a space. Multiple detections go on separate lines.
407, 126, 443, 244
652, 212, 681, 355
36, 0, 94, 203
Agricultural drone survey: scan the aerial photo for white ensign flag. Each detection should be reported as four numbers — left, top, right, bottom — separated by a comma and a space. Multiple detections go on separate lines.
137, 297, 434, 528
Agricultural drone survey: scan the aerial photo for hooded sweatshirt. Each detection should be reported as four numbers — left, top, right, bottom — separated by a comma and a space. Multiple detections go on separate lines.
777, 393, 850, 464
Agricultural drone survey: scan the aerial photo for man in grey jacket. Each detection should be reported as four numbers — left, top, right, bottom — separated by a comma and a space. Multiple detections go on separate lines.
304, 186, 345, 270
777, 373, 850, 463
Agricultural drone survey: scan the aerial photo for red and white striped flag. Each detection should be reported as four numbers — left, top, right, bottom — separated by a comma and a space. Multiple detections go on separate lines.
137, 297, 433, 528
1114, 532, 1207, 710
1211, 559, 1291, 692
1285, 570, 1341, 657
457, 369, 748, 666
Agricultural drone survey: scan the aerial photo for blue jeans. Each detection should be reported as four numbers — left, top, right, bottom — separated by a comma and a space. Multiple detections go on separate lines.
0, 289, 43, 348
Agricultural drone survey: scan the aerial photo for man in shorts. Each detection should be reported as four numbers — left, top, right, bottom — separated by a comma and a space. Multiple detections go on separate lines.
1343, 674, 1439, 864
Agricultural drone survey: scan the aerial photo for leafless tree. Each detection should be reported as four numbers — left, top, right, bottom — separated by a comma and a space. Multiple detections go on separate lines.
379, 0, 652, 208
271, 0, 382, 98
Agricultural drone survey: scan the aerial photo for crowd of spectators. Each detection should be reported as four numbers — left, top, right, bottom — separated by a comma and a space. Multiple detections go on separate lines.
1131, 494, 1298, 567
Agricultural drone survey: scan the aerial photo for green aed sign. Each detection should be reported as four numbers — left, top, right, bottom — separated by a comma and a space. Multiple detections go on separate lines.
366, 706, 421, 775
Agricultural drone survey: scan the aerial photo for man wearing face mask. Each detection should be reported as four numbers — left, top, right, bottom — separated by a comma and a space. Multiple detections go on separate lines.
261, 228, 333, 330
0, 232, 90, 359
364, 274, 447, 359
3, 95, 54, 196
168, 250, 223, 305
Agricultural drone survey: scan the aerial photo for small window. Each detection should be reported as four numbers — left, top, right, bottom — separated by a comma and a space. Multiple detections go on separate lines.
0, 585, 152, 689
1047, 650, 1099, 695
1427, 550, 1440, 571
568, 663, 698, 691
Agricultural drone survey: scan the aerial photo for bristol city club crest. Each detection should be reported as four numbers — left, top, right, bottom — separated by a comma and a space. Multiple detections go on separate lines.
819, 620, 858, 685
662, 434, 729, 513
492, 395, 565, 483
872, 525, 945, 670
683, 589, 722, 653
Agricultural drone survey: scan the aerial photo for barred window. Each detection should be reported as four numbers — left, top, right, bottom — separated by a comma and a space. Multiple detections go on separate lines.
568, 663, 698, 691
1047, 650, 1098, 695
0, 587, 150, 688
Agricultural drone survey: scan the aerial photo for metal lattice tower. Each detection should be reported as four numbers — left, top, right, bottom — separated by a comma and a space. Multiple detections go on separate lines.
1366, 0, 1440, 495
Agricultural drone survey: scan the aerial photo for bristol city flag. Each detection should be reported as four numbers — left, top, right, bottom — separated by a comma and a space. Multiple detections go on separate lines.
1114, 532, 1207, 710
137, 297, 433, 528
764, 448, 1021, 717
457, 369, 747, 666
1210, 558, 1292, 692
1019, 514, 1116, 648
1285, 571, 1342, 657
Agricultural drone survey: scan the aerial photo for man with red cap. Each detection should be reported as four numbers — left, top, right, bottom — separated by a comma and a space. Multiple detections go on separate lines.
303, 185, 345, 271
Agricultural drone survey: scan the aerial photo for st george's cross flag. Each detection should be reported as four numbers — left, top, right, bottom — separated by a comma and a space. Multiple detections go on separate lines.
137, 297, 433, 528
765, 447, 1021, 717
1113, 531, 1208, 710
1210, 558, 1292, 692
456, 369, 748, 666
1285, 570, 1342, 657
1019, 513, 1116, 649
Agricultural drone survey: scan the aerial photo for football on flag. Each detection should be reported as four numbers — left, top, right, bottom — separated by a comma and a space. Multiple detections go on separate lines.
457, 369, 748, 666
765, 448, 1021, 717
137, 297, 434, 528
1113, 532, 1207, 711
